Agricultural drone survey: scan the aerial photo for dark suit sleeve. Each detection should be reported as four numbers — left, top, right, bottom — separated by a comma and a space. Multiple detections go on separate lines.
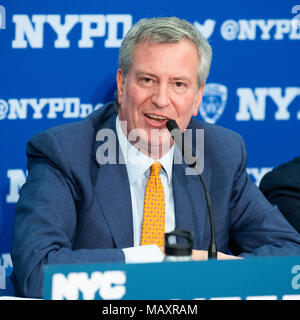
259, 158, 300, 234
228, 136, 300, 257
11, 130, 125, 298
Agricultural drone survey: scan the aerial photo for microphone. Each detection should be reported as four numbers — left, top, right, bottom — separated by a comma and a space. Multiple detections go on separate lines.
166, 119, 217, 259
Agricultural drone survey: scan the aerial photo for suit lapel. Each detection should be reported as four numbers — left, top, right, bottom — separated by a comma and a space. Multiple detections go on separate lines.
95, 162, 134, 248
92, 106, 134, 248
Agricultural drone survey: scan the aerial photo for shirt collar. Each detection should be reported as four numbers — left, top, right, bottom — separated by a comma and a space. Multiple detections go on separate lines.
116, 115, 174, 185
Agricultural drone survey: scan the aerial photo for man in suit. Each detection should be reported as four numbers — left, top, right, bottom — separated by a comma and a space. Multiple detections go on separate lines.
11, 17, 300, 298
260, 156, 300, 234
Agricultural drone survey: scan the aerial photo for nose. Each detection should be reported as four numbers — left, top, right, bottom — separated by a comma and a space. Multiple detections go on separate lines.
151, 83, 170, 108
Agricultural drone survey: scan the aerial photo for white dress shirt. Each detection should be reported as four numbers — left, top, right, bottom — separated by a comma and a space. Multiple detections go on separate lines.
116, 115, 176, 263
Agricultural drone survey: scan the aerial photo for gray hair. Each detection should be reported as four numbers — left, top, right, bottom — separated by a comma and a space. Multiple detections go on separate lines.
115, 17, 212, 109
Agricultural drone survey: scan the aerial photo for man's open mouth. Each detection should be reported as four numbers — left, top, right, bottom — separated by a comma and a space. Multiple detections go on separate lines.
144, 113, 169, 121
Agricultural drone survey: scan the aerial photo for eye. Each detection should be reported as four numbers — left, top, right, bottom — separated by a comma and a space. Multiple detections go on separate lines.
175, 82, 184, 88
138, 76, 154, 87
173, 81, 188, 92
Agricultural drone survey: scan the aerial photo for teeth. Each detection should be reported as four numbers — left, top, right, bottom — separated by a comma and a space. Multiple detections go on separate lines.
147, 114, 167, 120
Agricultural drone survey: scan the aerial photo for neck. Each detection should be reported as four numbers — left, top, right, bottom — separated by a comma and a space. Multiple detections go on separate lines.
118, 119, 174, 160
133, 141, 172, 160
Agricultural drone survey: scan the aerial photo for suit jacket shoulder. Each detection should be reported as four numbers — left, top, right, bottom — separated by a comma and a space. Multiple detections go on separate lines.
27, 101, 116, 161
260, 156, 300, 192
188, 117, 247, 179
26, 102, 117, 188
259, 156, 300, 233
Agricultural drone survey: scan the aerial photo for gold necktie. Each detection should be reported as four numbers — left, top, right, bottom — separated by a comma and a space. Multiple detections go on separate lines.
140, 162, 165, 247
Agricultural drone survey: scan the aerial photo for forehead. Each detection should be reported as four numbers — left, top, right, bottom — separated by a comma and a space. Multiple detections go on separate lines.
130, 39, 199, 78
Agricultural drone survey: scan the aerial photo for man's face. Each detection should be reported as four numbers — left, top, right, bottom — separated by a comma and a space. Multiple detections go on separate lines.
116, 39, 205, 158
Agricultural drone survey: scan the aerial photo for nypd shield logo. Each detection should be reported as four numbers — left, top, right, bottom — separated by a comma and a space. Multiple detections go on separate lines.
199, 83, 228, 124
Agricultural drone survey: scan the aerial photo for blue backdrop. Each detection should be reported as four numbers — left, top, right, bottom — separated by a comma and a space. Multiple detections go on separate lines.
0, 0, 299, 286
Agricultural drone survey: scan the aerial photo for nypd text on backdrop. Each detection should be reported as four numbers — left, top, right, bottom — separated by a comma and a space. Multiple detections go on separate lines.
12, 14, 132, 48
0, 87, 299, 122
9, 15, 300, 49
0, 98, 104, 120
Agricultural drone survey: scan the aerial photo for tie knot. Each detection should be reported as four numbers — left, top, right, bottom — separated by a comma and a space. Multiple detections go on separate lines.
150, 162, 162, 177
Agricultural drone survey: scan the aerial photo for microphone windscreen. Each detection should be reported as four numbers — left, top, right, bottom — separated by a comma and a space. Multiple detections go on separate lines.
166, 119, 179, 132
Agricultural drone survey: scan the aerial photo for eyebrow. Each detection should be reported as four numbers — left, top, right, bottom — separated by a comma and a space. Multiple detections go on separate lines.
136, 71, 191, 82
173, 77, 191, 83
135, 71, 157, 78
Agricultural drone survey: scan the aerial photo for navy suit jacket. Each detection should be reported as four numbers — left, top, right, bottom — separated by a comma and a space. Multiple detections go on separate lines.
11, 102, 300, 297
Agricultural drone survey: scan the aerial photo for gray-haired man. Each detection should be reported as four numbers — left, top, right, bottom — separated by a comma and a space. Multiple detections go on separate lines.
11, 17, 300, 298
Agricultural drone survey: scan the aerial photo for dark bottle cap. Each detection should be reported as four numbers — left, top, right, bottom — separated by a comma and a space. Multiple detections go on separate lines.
164, 230, 193, 256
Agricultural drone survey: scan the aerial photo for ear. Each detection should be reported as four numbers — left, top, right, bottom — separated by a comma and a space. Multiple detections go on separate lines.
116, 69, 125, 105
192, 83, 205, 117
